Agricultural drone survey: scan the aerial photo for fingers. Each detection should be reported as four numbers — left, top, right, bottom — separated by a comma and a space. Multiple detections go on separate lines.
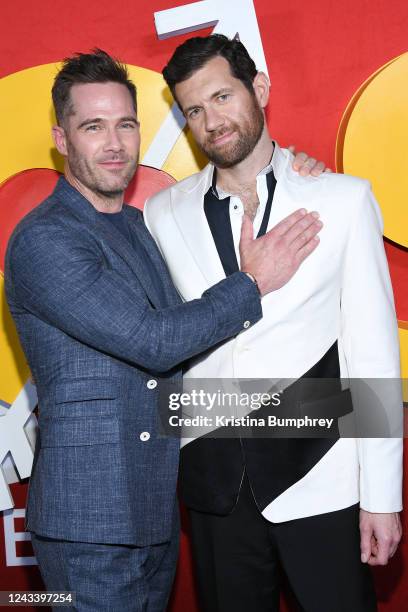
310, 160, 326, 177
261, 210, 322, 272
360, 523, 373, 564
294, 235, 319, 265
360, 511, 402, 566
367, 538, 393, 566
291, 150, 327, 177
239, 214, 254, 245
369, 535, 391, 566
271, 209, 308, 237
292, 151, 308, 171
290, 221, 322, 253
283, 212, 322, 246
298, 157, 317, 177
367, 522, 402, 566
239, 214, 255, 260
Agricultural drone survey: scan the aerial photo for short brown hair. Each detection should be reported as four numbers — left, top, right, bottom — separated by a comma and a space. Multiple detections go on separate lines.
163, 34, 258, 104
52, 48, 137, 126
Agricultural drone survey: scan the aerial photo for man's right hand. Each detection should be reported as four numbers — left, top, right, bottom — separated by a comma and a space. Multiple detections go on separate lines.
239, 209, 322, 297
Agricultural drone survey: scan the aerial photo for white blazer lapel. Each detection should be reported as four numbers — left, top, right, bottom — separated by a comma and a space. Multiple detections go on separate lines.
171, 165, 227, 291
266, 143, 327, 232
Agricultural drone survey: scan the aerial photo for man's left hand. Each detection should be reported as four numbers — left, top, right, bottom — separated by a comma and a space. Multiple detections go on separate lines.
360, 509, 402, 566
288, 145, 331, 176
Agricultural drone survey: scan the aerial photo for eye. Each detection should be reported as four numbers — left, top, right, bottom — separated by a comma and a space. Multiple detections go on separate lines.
187, 108, 201, 119
84, 124, 101, 132
120, 121, 137, 129
217, 93, 231, 103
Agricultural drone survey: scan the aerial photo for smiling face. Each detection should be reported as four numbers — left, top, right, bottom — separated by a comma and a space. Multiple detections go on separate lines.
52, 81, 140, 200
174, 56, 267, 169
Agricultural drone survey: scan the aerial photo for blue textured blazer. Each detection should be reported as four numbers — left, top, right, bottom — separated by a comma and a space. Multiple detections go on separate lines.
5, 177, 261, 546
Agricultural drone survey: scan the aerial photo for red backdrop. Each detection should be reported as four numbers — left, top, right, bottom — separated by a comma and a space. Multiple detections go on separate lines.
0, 1, 407, 610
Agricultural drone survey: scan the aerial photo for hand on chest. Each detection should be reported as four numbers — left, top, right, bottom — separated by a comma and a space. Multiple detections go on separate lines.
217, 188, 348, 293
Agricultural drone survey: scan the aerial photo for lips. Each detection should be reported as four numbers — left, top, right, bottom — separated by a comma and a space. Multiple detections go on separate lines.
98, 160, 128, 169
209, 130, 236, 146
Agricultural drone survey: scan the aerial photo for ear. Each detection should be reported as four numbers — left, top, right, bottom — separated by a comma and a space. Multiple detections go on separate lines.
252, 71, 270, 109
52, 125, 68, 156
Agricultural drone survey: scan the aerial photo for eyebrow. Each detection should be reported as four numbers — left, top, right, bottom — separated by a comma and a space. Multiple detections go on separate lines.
183, 88, 232, 115
77, 116, 139, 129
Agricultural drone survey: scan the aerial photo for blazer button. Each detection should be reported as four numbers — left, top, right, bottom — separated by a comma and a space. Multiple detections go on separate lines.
140, 432, 150, 442
243, 320, 251, 329
147, 379, 157, 389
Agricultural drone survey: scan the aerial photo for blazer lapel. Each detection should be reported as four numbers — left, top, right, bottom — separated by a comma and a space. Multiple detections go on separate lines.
265, 142, 324, 232
124, 207, 181, 307
170, 165, 227, 290
55, 178, 164, 308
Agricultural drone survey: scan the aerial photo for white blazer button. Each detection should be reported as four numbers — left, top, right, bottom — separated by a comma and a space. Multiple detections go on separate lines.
147, 379, 157, 389
243, 320, 251, 329
140, 432, 150, 441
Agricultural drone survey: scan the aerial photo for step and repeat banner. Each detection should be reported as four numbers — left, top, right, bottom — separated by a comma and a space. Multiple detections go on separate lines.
0, 1, 407, 610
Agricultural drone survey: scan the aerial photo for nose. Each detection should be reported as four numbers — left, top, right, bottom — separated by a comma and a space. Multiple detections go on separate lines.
103, 127, 123, 152
204, 106, 224, 132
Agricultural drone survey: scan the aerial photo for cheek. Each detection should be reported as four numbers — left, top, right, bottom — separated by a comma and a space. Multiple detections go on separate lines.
228, 105, 245, 126
188, 122, 205, 144
78, 139, 103, 161
130, 132, 141, 150
121, 131, 140, 152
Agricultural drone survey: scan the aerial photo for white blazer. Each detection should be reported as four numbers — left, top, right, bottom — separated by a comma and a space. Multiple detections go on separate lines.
144, 143, 403, 522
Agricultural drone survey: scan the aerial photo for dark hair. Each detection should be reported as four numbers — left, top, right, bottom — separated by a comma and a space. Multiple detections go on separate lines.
52, 48, 137, 126
162, 34, 258, 103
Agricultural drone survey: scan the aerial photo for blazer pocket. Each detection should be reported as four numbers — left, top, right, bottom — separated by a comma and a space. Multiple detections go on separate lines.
40, 416, 120, 447
52, 378, 119, 418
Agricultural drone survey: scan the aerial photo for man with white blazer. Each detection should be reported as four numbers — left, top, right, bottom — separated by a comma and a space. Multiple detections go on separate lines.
144, 35, 402, 611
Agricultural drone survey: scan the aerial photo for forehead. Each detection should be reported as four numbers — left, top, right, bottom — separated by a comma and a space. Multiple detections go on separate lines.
69, 82, 136, 119
175, 56, 245, 106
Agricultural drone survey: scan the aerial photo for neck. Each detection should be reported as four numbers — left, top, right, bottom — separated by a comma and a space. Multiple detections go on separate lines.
216, 128, 274, 191
64, 166, 124, 213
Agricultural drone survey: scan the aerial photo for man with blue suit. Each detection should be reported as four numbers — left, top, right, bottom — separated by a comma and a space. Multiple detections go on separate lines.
4, 50, 322, 611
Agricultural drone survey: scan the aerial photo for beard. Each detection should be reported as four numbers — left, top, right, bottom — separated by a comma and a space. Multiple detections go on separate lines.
66, 140, 138, 199
199, 95, 265, 168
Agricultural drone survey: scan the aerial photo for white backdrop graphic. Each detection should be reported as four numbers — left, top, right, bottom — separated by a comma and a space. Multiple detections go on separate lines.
0, 383, 37, 510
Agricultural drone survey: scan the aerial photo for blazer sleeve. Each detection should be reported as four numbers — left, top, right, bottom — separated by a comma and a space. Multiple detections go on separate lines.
340, 180, 403, 512
6, 223, 262, 373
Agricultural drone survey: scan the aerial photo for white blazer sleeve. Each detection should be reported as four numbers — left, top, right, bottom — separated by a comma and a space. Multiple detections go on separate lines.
340, 180, 403, 512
